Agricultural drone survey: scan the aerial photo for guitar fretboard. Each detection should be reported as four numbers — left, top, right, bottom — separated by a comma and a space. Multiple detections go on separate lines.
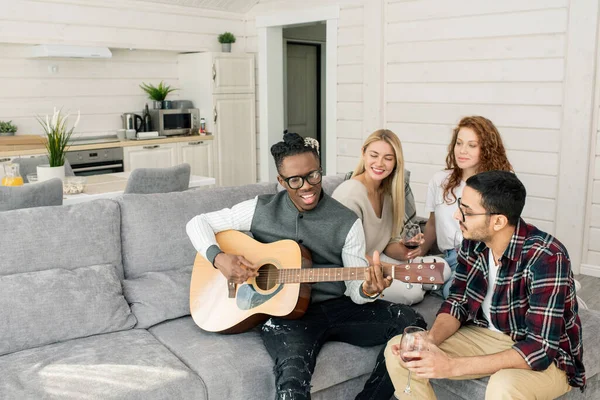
270, 264, 440, 284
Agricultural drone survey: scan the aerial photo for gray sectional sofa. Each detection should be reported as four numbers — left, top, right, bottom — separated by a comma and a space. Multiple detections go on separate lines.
1, 175, 599, 399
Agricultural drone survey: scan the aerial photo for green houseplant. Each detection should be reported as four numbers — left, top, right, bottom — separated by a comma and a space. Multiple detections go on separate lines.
140, 81, 178, 109
0, 120, 17, 136
218, 32, 236, 52
35, 108, 79, 181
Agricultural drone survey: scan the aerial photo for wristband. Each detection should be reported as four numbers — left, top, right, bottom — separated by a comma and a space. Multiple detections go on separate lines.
361, 283, 381, 299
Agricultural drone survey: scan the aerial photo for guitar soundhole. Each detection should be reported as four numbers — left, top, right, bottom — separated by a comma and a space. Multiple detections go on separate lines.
255, 263, 279, 291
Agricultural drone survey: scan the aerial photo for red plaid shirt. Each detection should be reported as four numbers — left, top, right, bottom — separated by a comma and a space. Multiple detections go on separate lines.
438, 218, 585, 389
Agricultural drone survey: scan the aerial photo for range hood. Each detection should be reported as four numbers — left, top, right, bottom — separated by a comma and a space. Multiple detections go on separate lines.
28, 44, 112, 59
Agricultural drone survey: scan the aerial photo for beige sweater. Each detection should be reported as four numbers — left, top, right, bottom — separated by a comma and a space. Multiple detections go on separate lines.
332, 179, 393, 255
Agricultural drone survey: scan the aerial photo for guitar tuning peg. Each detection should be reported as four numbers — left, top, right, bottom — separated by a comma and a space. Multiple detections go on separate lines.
431, 285, 439, 291
406, 283, 413, 289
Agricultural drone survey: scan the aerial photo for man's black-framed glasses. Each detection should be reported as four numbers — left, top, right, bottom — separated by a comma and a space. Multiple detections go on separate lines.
280, 169, 322, 189
457, 197, 501, 223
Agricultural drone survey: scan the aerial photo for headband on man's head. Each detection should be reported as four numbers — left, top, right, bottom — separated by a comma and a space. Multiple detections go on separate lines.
304, 137, 320, 155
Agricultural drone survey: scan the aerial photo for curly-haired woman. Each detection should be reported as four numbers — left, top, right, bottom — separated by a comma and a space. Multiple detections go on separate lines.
421, 116, 513, 298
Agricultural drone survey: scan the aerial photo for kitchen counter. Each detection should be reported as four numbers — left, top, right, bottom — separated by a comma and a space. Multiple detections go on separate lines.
63, 172, 215, 205
0, 135, 214, 158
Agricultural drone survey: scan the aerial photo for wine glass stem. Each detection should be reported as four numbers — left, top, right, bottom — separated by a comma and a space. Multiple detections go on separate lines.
404, 370, 412, 394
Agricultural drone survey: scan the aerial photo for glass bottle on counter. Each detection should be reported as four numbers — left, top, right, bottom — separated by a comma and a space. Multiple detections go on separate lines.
2, 162, 24, 186
143, 103, 152, 132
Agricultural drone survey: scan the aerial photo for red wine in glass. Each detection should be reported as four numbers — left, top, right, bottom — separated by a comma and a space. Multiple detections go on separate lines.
399, 326, 427, 395
402, 223, 422, 260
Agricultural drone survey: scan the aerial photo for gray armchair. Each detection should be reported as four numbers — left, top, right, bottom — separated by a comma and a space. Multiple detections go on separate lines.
12, 156, 75, 183
124, 163, 191, 194
0, 178, 63, 211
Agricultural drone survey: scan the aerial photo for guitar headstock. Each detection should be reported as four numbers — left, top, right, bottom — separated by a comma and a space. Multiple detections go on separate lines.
390, 261, 445, 285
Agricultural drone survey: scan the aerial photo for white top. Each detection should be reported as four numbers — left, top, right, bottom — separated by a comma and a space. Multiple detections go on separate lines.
186, 196, 375, 305
331, 179, 393, 255
481, 250, 501, 333
424, 170, 464, 251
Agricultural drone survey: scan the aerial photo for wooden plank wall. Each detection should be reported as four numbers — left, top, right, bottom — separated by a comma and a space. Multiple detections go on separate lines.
589, 116, 600, 267
245, 0, 365, 180
383, 0, 568, 234
0, 0, 244, 138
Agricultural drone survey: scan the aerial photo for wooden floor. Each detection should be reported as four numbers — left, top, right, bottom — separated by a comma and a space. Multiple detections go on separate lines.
575, 274, 600, 310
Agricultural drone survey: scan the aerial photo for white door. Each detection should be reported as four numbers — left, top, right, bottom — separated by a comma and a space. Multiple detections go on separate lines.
124, 143, 178, 171
212, 54, 255, 94
286, 43, 318, 142
213, 93, 256, 187
178, 140, 214, 178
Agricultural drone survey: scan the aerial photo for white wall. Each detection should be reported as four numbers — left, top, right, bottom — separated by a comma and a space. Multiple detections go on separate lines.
245, 0, 370, 179
0, 45, 182, 137
590, 121, 600, 263
0, 0, 245, 138
383, 0, 570, 235
584, 109, 600, 274
246, 0, 599, 274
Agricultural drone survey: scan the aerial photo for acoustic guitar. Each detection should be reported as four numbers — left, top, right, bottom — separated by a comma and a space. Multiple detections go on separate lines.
190, 230, 445, 334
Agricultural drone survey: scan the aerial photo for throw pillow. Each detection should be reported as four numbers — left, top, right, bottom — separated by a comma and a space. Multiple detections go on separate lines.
123, 265, 193, 329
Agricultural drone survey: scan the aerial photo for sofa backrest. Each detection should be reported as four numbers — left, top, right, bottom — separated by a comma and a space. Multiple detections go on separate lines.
117, 182, 278, 328
117, 182, 278, 278
0, 200, 123, 277
0, 200, 135, 354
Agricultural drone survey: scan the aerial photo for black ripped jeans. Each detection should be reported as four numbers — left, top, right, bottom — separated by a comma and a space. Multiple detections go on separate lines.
260, 296, 426, 400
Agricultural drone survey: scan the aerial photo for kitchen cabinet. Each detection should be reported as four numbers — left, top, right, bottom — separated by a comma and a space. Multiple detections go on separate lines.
178, 52, 256, 187
177, 139, 214, 178
123, 143, 178, 171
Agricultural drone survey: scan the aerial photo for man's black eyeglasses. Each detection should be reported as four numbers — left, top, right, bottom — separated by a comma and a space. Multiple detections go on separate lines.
280, 169, 322, 189
457, 198, 501, 222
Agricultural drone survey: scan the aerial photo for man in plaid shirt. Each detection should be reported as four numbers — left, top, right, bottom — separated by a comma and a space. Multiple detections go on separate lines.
385, 170, 585, 399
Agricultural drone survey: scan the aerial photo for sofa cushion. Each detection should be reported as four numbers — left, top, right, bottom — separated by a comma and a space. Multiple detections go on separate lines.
123, 265, 192, 329
0, 200, 124, 279
0, 264, 136, 356
148, 316, 381, 398
118, 182, 277, 279
0, 329, 207, 400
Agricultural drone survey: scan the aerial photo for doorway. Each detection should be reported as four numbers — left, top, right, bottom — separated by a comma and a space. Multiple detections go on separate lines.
256, 6, 339, 183
285, 42, 321, 146
283, 24, 326, 168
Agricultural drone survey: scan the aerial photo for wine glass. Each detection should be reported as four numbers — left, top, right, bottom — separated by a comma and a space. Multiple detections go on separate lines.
399, 326, 428, 395
402, 223, 422, 262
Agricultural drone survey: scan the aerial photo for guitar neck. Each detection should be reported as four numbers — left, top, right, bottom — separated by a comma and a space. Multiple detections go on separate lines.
275, 264, 439, 284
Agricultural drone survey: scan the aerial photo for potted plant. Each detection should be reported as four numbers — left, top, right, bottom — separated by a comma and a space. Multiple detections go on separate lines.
140, 81, 178, 109
218, 32, 236, 52
0, 120, 17, 136
35, 108, 80, 182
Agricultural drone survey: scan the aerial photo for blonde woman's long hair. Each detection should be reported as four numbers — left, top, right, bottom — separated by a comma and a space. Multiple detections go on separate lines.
351, 129, 405, 238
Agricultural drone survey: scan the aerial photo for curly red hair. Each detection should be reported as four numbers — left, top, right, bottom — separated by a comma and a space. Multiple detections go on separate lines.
443, 116, 513, 203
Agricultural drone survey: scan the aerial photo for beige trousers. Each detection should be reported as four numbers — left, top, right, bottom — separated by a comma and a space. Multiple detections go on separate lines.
384, 325, 572, 400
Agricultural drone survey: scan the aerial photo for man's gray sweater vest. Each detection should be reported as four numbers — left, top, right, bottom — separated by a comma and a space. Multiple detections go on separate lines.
251, 191, 359, 303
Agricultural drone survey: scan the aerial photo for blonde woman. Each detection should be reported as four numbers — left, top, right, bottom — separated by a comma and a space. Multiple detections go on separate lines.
332, 129, 448, 304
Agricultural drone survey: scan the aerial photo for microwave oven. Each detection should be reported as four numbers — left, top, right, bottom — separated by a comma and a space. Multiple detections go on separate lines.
148, 108, 199, 136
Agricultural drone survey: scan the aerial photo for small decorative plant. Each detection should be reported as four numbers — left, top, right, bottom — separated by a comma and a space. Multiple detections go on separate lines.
36, 108, 80, 167
139, 81, 178, 101
0, 120, 17, 136
218, 32, 236, 44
